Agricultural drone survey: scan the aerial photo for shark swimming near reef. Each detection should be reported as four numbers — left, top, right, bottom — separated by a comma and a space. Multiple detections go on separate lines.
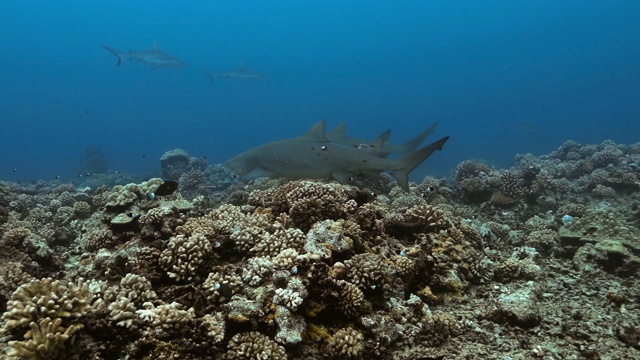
327, 122, 438, 156
225, 120, 449, 191
199, 64, 265, 83
101, 43, 186, 68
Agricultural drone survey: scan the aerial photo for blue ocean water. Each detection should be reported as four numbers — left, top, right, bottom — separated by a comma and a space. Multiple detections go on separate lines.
1, 0, 639, 183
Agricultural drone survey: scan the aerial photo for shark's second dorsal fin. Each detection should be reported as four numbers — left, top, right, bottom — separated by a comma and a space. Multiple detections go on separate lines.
327, 122, 347, 139
299, 120, 329, 142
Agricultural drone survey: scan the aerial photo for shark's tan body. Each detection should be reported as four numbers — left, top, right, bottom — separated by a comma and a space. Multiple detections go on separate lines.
225, 120, 448, 190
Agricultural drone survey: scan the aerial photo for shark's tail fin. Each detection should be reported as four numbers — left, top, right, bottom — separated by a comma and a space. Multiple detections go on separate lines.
101, 44, 124, 66
394, 136, 449, 191
397, 122, 438, 154
199, 69, 217, 83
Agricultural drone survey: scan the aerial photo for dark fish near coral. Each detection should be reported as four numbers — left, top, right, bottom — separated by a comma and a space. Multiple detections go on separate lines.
150, 180, 179, 198
225, 120, 449, 191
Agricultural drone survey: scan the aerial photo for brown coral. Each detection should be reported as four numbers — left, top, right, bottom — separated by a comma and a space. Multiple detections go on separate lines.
72, 200, 92, 218
345, 253, 391, 292
1, 226, 30, 247
335, 280, 371, 317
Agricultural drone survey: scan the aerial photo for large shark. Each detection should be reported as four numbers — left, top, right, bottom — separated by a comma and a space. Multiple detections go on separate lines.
101, 43, 186, 68
200, 64, 265, 83
225, 120, 449, 191
327, 122, 438, 156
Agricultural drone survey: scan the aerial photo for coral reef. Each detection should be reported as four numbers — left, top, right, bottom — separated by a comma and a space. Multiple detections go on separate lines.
0, 138, 639, 359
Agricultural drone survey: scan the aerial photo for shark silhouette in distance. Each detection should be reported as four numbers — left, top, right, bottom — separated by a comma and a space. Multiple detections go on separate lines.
327, 122, 438, 156
225, 120, 449, 191
199, 64, 265, 83
101, 43, 186, 68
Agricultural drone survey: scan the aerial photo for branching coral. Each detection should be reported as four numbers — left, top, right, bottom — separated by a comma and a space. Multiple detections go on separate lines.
2, 278, 93, 358
160, 232, 213, 281
136, 301, 195, 339
327, 327, 365, 358
344, 253, 391, 293
2, 278, 93, 332
250, 180, 358, 230
334, 280, 371, 317
223, 331, 287, 360
104, 178, 163, 210
7, 317, 85, 359
251, 226, 306, 258
404, 203, 449, 230
202, 270, 243, 303
84, 227, 114, 252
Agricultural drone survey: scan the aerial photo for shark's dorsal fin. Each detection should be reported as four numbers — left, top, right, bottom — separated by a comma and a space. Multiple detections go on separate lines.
153, 42, 159, 50
376, 129, 391, 143
327, 122, 347, 139
370, 130, 390, 153
299, 120, 329, 142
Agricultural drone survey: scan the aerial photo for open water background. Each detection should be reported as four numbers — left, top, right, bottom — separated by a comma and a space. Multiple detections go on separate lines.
1, 0, 639, 182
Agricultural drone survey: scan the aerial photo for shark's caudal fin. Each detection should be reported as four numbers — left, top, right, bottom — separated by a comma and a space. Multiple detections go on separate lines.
394, 136, 449, 191
101, 44, 124, 66
199, 70, 218, 83
397, 122, 438, 154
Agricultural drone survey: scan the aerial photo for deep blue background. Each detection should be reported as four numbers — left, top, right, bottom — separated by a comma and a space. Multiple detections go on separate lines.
1, 1, 639, 182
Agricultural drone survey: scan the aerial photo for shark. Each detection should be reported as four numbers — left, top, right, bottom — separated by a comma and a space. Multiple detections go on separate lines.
101, 43, 186, 68
225, 120, 449, 191
199, 64, 265, 83
327, 122, 438, 156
